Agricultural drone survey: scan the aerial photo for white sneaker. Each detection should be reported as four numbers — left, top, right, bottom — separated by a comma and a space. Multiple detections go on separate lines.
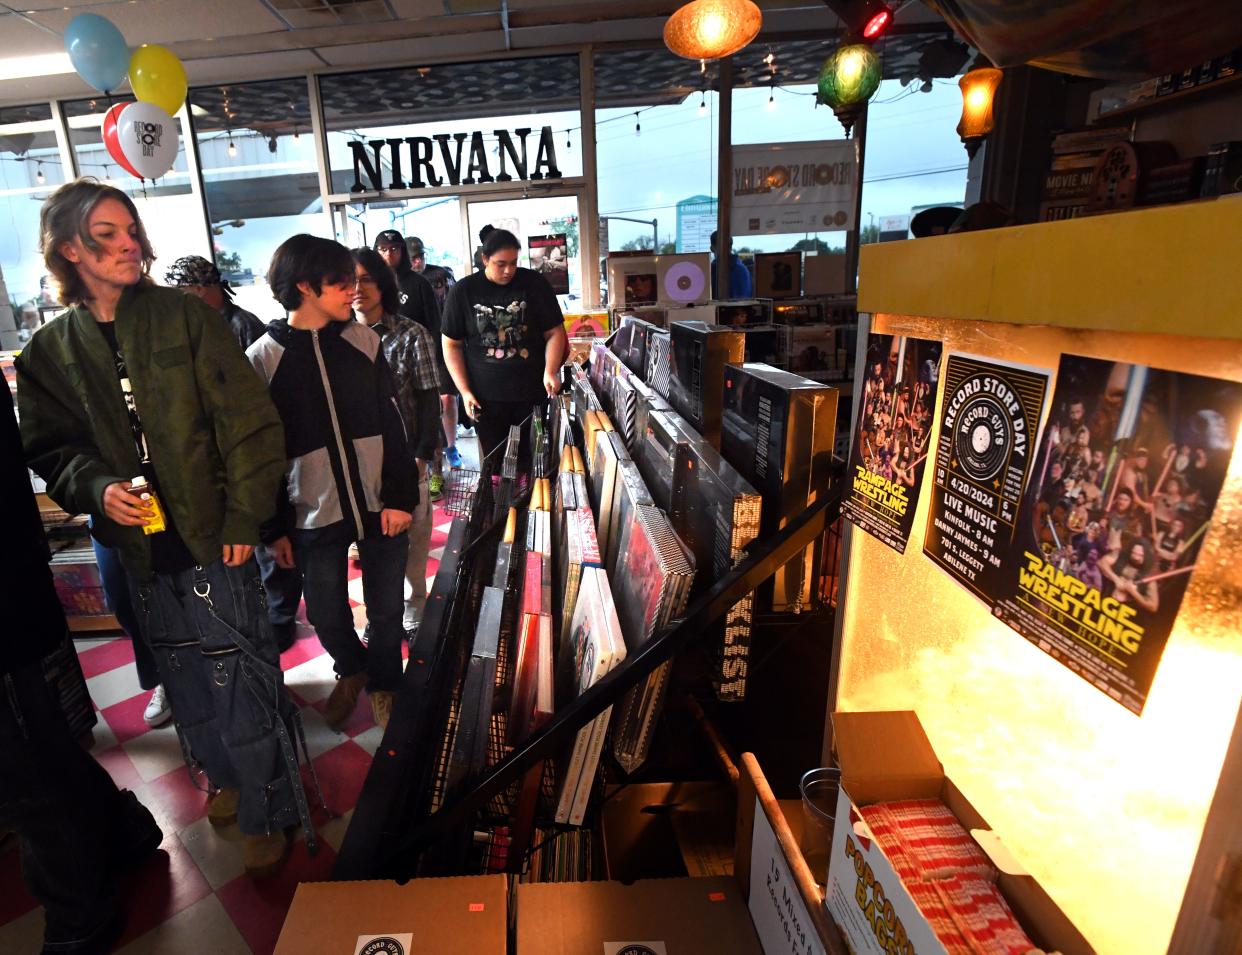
143, 684, 172, 727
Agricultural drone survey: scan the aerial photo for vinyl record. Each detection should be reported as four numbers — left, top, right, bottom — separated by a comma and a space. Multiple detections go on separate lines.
663, 261, 707, 303
953, 393, 1011, 482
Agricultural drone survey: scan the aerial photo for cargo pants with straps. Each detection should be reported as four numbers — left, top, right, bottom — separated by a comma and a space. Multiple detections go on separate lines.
131, 558, 318, 846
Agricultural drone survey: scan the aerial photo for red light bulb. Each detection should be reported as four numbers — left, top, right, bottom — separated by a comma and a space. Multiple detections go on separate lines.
862, 9, 891, 38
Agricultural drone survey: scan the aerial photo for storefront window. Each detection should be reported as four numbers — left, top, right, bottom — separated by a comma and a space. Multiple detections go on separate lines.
857, 78, 969, 242
62, 96, 211, 290
596, 39, 968, 259
320, 55, 584, 198
0, 103, 66, 346
594, 47, 718, 254
188, 78, 328, 322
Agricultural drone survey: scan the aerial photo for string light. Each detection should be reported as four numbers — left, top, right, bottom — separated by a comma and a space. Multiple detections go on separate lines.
227, 136, 237, 157
36, 162, 45, 185
566, 132, 572, 151
635, 112, 641, 136
767, 83, 776, 111
698, 92, 707, 117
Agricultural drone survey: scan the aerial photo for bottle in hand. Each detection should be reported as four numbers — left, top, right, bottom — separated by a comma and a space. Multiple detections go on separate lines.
130, 475, 166, 535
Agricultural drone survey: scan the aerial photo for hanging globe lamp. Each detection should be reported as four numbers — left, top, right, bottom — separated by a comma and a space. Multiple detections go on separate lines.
817, 41, 882, 137
664, 0, 762, 61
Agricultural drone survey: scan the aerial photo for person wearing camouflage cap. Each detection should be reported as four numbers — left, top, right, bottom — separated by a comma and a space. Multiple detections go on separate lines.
165, 254, 267, 350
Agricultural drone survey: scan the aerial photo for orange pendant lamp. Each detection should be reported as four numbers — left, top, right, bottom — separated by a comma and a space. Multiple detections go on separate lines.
664, 0, 762, 61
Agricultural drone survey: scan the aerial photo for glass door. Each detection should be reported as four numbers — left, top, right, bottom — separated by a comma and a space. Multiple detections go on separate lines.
464, 193, 584, 311
333, 196, 466, 279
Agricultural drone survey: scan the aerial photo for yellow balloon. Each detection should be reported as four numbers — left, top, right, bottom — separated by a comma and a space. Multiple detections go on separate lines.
128, 44, 187, 116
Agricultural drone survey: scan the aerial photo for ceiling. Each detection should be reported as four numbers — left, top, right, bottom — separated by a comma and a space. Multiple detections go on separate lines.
0, 0, 955, 108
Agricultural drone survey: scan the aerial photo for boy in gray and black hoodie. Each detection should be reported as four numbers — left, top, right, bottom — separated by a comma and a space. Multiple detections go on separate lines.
247, 235, 418, 731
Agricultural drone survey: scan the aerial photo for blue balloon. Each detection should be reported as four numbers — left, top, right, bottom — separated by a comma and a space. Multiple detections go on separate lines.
64, 14, 130, 93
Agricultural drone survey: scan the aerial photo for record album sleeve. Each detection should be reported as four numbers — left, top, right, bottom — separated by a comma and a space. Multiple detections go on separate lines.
555, 566, 627, 824
606, 457, 655, 576
668, 320, 746, 449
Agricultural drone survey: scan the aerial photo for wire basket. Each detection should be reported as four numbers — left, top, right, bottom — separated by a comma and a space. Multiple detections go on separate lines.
443, 468, 482, 517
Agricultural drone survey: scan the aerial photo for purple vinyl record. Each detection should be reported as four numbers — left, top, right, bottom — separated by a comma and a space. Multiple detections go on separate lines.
663, 261, 706, 303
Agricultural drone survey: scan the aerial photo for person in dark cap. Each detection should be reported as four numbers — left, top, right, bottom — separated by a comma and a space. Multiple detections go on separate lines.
376, 229, 462, 484
373, 229, 439, 332
164, 254, 267, 350
406, 235, 456, 313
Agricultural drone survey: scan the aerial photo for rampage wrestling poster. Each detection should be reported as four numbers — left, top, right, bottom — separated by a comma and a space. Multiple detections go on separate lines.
991, 355, 1242, 714
841, 332, 943, 553
924, 353, 1050, 603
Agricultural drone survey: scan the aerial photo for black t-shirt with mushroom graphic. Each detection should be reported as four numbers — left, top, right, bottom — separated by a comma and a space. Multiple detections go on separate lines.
442, 267, 563, 402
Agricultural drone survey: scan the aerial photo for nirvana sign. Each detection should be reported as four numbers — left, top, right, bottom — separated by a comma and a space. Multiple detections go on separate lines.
349, 126, 562, 193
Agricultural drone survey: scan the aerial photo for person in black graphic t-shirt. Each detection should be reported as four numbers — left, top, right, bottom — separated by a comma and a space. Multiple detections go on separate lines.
441, 228, 567, 465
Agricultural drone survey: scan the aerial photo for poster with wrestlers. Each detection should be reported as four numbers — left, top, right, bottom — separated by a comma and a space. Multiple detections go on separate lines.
923, 353, 1050, 604
991, 355, 1242, 715
841, 332, 943, 554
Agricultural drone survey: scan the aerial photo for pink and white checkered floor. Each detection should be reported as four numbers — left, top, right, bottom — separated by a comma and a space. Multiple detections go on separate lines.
0, 501, 460, 955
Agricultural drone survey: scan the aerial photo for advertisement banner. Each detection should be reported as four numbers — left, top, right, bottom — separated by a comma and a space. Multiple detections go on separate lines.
841, 332, 943, 554
992, 355, 1242, 714
923, 353, 1050, 604
731, 141, 857, 236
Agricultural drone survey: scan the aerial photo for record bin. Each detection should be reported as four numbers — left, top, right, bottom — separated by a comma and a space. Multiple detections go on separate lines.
828, 200, 1242, 955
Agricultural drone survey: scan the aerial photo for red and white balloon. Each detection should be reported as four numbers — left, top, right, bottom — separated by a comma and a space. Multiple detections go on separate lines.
101, 100, 179, 181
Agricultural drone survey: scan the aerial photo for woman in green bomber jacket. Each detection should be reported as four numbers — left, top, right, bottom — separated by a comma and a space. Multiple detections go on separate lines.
14, 178, 317, 879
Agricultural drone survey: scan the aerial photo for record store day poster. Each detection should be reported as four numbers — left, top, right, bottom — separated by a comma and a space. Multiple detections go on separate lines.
992, 355, 1242, 714
841, 332, 943, 554
923, 353, 1050, 603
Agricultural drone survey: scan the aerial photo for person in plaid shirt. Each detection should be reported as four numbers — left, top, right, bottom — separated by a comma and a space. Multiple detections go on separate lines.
352, 247, 440, 632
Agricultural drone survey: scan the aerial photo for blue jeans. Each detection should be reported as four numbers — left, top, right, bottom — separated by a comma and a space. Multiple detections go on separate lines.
296, 532, 408, 692
255, 544, 303, 630
131, 559, 315, 842
91, 532, 159, 690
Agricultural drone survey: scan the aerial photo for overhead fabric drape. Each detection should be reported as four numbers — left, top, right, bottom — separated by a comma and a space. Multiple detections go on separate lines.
926, 0, 1242, 79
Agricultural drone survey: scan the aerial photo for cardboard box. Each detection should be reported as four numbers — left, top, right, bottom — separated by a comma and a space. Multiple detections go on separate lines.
602, 782, 736, 883
825, 711, 1090, 955
274, 875, 506, 955
515, 876, 763, 954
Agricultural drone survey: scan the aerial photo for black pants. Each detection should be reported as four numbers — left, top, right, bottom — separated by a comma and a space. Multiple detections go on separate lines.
475, 397, 548, 470
0, 662, 143, 950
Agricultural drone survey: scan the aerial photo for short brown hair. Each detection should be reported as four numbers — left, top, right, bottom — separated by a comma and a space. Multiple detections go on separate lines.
40, 178, 155, 305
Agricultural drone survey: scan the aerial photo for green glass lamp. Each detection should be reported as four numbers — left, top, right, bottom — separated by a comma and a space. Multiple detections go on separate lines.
817, 41, 882, 137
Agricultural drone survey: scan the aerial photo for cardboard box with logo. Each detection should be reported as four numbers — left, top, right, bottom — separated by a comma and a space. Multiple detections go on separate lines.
825, 711, 1091, 955
515, 876, 763, 955
274, 875, 506, 955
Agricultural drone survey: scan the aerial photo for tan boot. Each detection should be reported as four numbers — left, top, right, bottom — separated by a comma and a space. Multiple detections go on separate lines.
324, 671, 367, 729
207, 787, 240, 827
370, 690, 396, 730
243, 829, 289, 879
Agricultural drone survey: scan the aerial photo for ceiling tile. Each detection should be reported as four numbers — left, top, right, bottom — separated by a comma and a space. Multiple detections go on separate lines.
314, 31, 506, 67
0, 12, 64, 56
186, 49, 326, 86
27, 0, 288, 45
382, 0, 446, 18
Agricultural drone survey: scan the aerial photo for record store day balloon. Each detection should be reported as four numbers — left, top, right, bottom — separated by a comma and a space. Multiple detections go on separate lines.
64, 13, 131, 94
101, 102, 142, 179
113, 101, 179, 181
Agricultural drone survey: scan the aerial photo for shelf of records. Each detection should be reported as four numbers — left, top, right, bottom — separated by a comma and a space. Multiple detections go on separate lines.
337, 328, 845, 884
29, 470, 121, 632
